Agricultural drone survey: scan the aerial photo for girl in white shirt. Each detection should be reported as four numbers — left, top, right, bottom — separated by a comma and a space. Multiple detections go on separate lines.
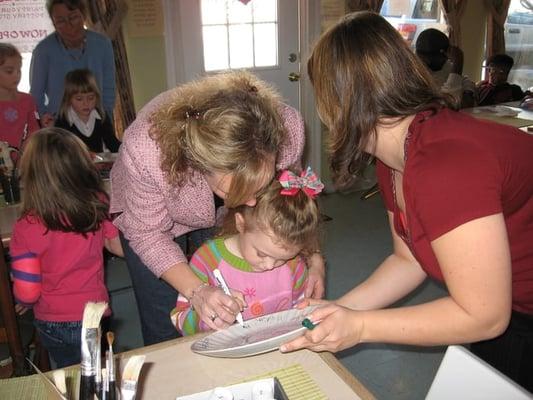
55, 69, 120, 153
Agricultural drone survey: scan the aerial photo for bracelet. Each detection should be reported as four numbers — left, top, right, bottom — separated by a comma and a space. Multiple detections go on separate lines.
188, 282, 209, 304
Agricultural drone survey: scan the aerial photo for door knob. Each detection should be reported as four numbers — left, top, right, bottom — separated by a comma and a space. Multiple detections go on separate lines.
288, 72, 300, 82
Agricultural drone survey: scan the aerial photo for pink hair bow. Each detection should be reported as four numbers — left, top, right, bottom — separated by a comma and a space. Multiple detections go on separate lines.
279, 167, 324, 199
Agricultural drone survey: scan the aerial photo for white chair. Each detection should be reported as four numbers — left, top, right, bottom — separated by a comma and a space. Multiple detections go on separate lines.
426, 345, 532, 400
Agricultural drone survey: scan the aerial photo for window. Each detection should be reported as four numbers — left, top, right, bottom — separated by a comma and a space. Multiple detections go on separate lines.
504, 0, 533, 90
0, 2, 54, 92
200, 0, 278, 71
380, 0, 447, 47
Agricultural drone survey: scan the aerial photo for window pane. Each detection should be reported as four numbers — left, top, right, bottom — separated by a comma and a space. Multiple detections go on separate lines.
505, 0, 533, 89
254, 23, 277, 67
253, 0, 277, 23
228, 0, 252, 24
200, 0, 279, 71
201, 0, 227, 24
380, 0, 446, 47
229, 24, 253, 68
203, 26, 229, 71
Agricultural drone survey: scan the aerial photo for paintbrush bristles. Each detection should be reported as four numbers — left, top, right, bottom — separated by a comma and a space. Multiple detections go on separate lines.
122, 355, 146, 381
52, 370, 67, 395
107, 331, 115, 347
82, 301, 108, 328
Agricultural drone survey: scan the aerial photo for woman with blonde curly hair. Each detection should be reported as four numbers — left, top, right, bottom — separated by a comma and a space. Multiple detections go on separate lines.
110, 71, 325, 345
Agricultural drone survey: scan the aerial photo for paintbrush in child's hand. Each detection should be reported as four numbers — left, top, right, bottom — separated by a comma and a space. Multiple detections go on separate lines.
79, 302, 107, 400
107, 331, 116, 400
120, 355, 146, 400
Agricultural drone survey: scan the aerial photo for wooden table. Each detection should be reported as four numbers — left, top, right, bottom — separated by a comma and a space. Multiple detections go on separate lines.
103, 334, 375, 399
0, 334, 376, 399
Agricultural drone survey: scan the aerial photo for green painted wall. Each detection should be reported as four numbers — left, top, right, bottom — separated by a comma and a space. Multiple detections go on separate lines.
123, 35, 167, 111
461, 2, 489, 82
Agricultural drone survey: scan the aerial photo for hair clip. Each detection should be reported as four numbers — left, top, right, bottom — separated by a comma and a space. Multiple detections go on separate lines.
279, 167, 324, 199
184, 109, 201, 120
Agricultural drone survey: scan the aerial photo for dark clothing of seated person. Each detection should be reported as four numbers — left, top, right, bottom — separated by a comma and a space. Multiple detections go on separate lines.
55, 112, 119, 153
477, 54, 525, 106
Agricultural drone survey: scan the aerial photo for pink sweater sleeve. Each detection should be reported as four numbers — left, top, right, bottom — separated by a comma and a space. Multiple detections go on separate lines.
276, 104, 305, 170
112, 144, 189, 277
110, 92, 189, 277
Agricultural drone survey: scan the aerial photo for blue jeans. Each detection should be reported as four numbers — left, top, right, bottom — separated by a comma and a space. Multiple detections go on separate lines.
120, 228, 215, 346
34, 320, 82, 368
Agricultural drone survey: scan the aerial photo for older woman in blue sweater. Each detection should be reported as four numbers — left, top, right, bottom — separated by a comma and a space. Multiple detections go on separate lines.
30, 0, 115, 126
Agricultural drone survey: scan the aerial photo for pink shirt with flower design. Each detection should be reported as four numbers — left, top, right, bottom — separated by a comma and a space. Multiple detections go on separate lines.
171, 238, 308, 335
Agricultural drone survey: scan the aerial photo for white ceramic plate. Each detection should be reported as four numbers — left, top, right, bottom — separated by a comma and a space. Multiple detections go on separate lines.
190, 306, 318, 358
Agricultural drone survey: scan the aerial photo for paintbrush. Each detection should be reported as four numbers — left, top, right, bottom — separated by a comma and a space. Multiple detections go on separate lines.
106, 331, 116, 400
79, 302, 107, 400
120, 355, 146, 400
102, 367, 108, 400
95, 336, 102, 399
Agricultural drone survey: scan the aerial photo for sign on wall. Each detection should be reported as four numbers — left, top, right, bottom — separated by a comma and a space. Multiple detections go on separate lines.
126, 0, 164, 37
0, 0, 54, 52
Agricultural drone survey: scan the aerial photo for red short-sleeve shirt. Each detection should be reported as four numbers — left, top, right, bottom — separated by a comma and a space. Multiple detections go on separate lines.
377, 108, 533, 314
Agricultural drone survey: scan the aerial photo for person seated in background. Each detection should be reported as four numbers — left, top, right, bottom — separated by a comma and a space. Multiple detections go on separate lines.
55, 69, 120, 153
0, 43, 42, 149
415, 28, 476, 108
477, 54, 525, 106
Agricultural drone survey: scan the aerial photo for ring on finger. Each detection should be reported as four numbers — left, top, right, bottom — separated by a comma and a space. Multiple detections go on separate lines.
210, 313, 217, 322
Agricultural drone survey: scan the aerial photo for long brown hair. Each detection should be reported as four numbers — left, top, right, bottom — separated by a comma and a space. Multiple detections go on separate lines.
220, 170, 321, 255
308, 11, 452, 189
20, 128, 109, 234
149, 71, 285, 208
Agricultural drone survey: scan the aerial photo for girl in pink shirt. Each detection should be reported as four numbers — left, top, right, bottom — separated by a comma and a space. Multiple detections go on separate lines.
172, 167, 324, 335
0, 43, 41, 148
10, 128, 123, 368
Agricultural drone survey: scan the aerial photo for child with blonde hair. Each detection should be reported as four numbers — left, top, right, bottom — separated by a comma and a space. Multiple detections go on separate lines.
10, 127, 123, 367
0, 43, 41, 148
55, 69, 120, 153
171, 167, 323, 335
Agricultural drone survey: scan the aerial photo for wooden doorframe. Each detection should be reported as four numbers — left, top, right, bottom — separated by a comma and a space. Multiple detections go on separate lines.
162, 0, 322, 173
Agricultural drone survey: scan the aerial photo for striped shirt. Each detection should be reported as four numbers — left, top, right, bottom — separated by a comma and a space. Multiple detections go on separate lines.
171, 238, 308, 335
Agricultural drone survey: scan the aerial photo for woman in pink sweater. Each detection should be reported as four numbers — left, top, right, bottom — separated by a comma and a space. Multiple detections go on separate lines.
110, 71, 325, 345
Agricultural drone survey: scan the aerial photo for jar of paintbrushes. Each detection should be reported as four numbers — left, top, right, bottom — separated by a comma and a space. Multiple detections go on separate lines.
0, 141, 20, 204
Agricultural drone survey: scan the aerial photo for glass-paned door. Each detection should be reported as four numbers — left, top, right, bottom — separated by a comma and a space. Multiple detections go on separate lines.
178, 0, 300, 109
201, 0, 278, 71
